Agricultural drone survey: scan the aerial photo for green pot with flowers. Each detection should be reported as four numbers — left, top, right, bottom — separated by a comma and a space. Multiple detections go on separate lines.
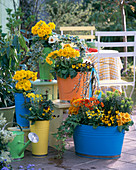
22, 91, 54, 156
46, 42, 92, 101
54, 90, 134, 159
31, 20, 58, 81
12, 70, 38, 128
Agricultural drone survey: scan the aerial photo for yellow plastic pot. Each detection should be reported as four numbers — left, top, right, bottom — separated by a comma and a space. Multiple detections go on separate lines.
30, 120, 49, 157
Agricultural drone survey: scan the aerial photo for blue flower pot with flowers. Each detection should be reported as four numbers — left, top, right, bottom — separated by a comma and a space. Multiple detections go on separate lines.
73, 125, 125, 159
13, 70, 38, 128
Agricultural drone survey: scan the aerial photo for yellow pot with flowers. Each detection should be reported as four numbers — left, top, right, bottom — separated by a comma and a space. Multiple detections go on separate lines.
54, 90, 134, 159
22, 92, 55, 156
12, 70, 37, 128
46, 43, 93, 101
31, 20, 57, 81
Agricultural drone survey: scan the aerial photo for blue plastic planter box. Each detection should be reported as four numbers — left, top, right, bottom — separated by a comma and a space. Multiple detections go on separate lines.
73, 125, 124, 159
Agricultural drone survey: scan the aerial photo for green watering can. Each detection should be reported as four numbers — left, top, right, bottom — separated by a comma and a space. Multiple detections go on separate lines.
2, 122, 39, 160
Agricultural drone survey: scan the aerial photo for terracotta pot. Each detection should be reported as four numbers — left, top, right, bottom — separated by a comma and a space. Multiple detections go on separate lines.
57, 73, 84, 101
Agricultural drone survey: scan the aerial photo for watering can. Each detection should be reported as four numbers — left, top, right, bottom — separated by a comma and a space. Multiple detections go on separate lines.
2, 122, 39, 160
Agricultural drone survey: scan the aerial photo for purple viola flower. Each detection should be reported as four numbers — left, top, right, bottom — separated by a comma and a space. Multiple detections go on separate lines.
18, 165, 24, 169
31, 164, 35, 167
1, 167, 10, 170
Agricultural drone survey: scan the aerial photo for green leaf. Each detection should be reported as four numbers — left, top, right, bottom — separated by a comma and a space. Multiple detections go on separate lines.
1, 33, 7, 37
93, 124, 98, 129
12, 35, 20, 53
69, 69, 77, 79
6, 45, 10, 59
18, 34, 28, 51
61, 69, 68, 74
117, 126, 123, 132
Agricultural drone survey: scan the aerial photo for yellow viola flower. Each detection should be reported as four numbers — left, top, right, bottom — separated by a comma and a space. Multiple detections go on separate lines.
36, 94, 40, 98
108, 110, 111, 114
78, 63, 81, 67
82, 63, 86, 67
72, 65, 76, 69
87, 66, 90, 69
52, 115, 56, 119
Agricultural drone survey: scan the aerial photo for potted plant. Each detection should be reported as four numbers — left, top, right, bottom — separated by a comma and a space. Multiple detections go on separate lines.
22, 91, 55, 156
0, 21, 26, 124
0, 76, 15, 125
12, 69, 38, 128
29, 20, 59, 81
54, 90, 134, 159
46, 42, 93, 101
0, 114, 15, 170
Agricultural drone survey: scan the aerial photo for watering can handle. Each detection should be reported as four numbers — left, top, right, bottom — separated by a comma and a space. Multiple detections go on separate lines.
2, 122, 23, 131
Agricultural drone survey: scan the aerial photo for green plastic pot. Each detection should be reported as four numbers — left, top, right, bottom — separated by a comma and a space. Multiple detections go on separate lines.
39, 47, 54, 80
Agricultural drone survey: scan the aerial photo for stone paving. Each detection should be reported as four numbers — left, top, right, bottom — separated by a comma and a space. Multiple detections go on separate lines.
10, 109, 136, 170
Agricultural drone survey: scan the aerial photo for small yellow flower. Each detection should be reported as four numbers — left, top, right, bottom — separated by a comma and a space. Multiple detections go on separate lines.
88, 116, 91, 119
87, 66, 90, 69
115, 110, 119, 114
72, 65, 76, 68
108, 110, 111, 114
82, 63, 86, 67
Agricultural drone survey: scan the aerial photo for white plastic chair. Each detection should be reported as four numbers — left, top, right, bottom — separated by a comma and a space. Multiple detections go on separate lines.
94, 31, 136, 97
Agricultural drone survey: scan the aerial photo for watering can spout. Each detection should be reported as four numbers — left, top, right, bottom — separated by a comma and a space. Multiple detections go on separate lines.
18, 140, 31, 156
18, 132, 39, 156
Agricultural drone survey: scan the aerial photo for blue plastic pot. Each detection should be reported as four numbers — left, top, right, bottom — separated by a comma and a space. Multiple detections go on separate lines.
73, 125, 125, 159
15, 93, 30, 128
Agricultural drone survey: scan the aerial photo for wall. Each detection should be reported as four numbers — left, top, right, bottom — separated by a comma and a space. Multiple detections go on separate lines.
0, 0, 19, 33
